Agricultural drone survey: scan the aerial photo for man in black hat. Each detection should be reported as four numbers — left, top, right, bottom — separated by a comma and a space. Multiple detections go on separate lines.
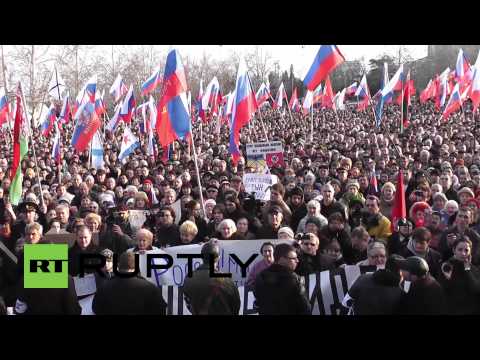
257, 205, 285, 239
183, 241, 240, 315
10, 201, 47, 249
396, 256, 447, 315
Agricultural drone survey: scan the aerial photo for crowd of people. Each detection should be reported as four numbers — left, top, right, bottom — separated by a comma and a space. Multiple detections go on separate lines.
1, 95, 480, 315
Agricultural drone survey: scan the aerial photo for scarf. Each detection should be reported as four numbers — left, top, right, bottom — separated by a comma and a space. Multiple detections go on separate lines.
406, 238, 428, 258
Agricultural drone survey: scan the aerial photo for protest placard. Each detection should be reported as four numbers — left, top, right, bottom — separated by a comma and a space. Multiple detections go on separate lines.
246, 141, 284, 172
242, 173, 278, 200
45, 231, 77, 248
73, 273, 97, 297
129, 210, 149, 230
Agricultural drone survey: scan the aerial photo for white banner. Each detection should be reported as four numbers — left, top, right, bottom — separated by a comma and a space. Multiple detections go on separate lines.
152, 265, 377, 316
139, 239, 290, 287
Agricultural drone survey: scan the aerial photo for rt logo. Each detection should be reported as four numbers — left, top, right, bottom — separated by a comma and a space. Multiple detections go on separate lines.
24, 244, 68, 288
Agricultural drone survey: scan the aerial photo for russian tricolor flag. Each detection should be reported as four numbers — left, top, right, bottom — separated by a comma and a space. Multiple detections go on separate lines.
94, 89, 106, 116
303, 45, 345, 91
110, 74, 128, 103
142, 66, 162, 96
41, 103, 56, 136
345, 82, 358, 96
0, 87, 9, 126
229, 59, 258, 165
256, 82, 271, 107
105, 104, 122, 133
85, 75, 97, 103
355, 74, 370, 111
375, 64, 404, 126
470, 64, 480, 112
120, 85, 136, 123
442, 83, 462, 121
156, 49, 191, 147
201, 76, 220, 122
59, 91, 71, 124
302, 90, 313, 115
455, 48, 472, 83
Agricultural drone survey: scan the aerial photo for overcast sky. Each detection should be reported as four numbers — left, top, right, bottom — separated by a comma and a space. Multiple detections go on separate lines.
173, 45, 428, 77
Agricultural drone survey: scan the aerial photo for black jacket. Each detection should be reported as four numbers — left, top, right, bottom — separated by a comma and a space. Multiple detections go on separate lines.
92, 275, 166, 315
388, 233, 412, 256
98, 230, 131, 255
344, 247, 367, 265
15, 275, 81, 315
295, 252, 336, 276
155, 224, 180, 247
290, 203, 307, 233
348, 270, 402, 315
397, 275, 447, 315
320, 200, 346, 221
437, 258, 480, 315
254, 263, 311, 315
183, 264, 240, 315
256, 225, 281, 240
68, 242, 101, 277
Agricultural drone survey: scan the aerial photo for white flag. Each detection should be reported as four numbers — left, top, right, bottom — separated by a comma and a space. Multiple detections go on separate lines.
91, 131, 104, 169
119, 127, 139, 162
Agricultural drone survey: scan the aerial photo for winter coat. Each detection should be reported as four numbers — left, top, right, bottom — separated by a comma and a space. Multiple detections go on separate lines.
92, 274, 167, 315
254, 263, 311, 315
347, 270, 402, 315
68, 242, 101, 277
437, 258, 480, 315
155, 224, 181, 247
297, 214, 328, 234
295, 252, 336, 276
397, 275, 447, 315
290, 203, 308, 234
364, 213, 392, 241
183, 264, 240, 315
15, 275, 81, 315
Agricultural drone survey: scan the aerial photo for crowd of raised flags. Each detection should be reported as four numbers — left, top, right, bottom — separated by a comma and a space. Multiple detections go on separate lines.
1, 45, 480, 207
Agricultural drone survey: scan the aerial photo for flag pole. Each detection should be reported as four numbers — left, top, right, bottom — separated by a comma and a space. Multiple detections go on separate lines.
310, 103, 314, 142
256, 106, 269, 141
400, 75, 404, 135
20, 83, 45, 211
190, 134, 207, 221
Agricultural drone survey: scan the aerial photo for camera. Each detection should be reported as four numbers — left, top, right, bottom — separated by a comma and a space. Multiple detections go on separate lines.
442, 262, 453, 273
295, 233, 311, 242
